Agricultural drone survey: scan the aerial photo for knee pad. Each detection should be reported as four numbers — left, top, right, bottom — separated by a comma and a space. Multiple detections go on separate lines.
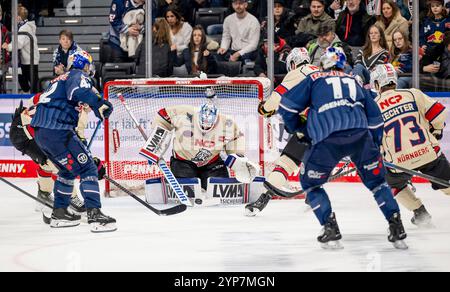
395, 186, 423, 211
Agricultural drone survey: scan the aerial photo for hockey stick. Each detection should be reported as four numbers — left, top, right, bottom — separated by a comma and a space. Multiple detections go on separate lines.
384, 161, 450, 188
84, 118, 187, 216
264, 166, 357, 198
0, 177, 53, 224
117, 93, 192, 206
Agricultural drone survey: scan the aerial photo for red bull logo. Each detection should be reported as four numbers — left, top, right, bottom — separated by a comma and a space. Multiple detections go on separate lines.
427, 31, 444, 44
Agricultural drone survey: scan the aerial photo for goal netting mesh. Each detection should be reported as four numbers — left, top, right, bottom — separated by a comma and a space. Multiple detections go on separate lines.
104, 77, 279, 196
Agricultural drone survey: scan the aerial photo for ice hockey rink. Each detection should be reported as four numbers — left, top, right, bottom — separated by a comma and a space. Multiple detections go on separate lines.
1, 179, 450, 272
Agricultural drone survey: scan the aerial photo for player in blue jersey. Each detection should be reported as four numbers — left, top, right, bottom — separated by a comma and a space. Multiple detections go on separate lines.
31, 51, 116, 233
278, 47, 408, 249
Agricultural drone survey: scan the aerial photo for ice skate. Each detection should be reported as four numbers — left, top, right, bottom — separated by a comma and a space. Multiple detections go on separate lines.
318, 213, 343, 250
245, 192, 272, 217
50, 208, 81, 228
388, 213, 408, 250
35, 189, 53, 212
411, 205, 434, 229
87, 208, 117, 233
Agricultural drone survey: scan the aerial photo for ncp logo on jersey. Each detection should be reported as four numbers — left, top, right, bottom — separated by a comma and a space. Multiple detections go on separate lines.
0, 114, 12, 147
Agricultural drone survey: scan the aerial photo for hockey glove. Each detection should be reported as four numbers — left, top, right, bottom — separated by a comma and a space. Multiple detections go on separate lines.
225, 154, 260, 184
93, 157, 105, 180
430, 126, 444, 140
94, 100, 114, 121
258, 101, 276, 118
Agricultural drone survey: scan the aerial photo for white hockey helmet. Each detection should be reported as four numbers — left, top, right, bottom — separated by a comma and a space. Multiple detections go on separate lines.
199, 102, 218, 132
286, 47, 310, 72
370, 64, 398, 90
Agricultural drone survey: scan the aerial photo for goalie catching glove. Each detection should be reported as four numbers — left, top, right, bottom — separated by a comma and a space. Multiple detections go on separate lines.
225, 154, 260, 183
139, 125, 173, 163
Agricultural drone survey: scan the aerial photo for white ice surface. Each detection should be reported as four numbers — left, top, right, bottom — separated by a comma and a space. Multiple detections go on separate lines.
1, 179, 450, 272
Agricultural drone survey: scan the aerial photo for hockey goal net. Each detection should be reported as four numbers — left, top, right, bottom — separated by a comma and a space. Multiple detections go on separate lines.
103, 77, 278, 196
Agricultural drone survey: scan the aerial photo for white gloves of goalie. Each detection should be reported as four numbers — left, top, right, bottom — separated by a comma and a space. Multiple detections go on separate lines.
225, 154, 260, 184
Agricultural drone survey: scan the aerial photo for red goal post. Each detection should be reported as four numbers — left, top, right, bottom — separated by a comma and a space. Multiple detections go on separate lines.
103, 77, 278, 196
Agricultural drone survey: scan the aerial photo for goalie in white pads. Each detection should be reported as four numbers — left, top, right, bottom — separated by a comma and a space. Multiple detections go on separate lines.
245, 47, 319, 216
371, 64, 450, 227
140, 91, 260, 191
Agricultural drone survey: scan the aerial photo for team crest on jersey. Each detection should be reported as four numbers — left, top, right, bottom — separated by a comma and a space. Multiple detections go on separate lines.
77, 153, 89, 164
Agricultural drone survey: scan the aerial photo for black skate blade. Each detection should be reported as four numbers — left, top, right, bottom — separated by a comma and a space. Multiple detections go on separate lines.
392, 240, 409, 250
320, 240, 344, 250
157, 204, 187, 216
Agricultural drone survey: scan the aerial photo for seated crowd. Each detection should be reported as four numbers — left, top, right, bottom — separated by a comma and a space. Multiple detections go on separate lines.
1, 0, 450, 92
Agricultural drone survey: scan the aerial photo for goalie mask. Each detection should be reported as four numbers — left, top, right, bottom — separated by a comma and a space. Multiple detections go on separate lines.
199, 102, 218, 132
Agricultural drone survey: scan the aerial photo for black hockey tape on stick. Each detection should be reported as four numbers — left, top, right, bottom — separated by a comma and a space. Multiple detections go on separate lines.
104, 175, 187, 216
264, 167, 357, 198
384, 161, 450, 188
0, 177, 52, 224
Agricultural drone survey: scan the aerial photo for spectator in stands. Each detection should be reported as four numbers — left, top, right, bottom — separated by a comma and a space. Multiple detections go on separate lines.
52, 30, 82, 76
296, 0, 336, 37
353, 24, 389, 84
390, 29, 412, 88
108, 0, 145, 63
420, 31, 450, 79
307, 23, 353, 69
0, 4, 11, 67
217, 0, 260, 62
420, 0, 450, 54
326, 0, 346, 19
165, 6, 192, 56
292, 0, 312, 19
335, 0, 375, 47
260, 0, 296, 41
375, 0, 409, 49
396, 0, 412, 20
176, 25, 218, 75
254, 33, 291, 80
135, 17, 176, 76
2, 6, 39, 93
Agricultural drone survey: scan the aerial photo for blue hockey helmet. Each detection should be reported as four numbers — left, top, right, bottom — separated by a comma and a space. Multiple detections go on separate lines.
199, 102, 218, 132
320, 46, 346, 70
68, 50, 95, 76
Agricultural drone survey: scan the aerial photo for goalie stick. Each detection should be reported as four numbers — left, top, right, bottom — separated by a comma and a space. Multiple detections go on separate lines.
117, 93, 193, 206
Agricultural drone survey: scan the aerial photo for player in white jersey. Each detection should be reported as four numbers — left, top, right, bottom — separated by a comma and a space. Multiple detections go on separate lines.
371, 64, 450, 227
245, 47, 319, 216
146, 89, 260, 190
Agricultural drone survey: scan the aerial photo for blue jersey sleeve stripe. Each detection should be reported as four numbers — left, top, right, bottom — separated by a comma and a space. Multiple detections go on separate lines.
279, 103, 299, 113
